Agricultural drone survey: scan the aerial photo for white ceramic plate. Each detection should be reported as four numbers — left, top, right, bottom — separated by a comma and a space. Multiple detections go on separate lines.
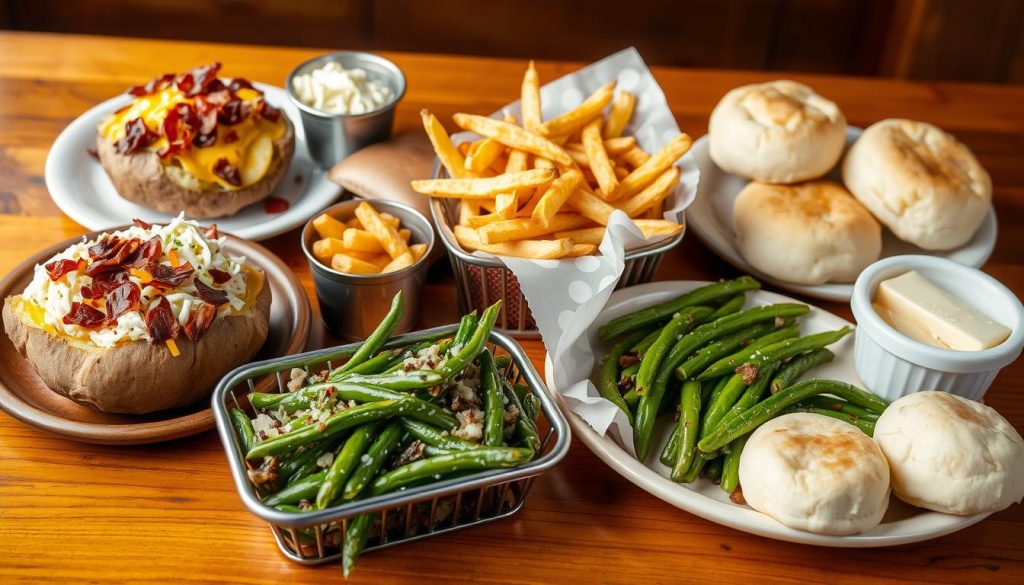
45, 84, 340, 241
686, 128, 998, 301
544, 281, 990, 547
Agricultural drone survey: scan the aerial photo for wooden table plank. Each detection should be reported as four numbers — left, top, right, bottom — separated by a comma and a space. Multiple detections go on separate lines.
0, 32, 1022, 584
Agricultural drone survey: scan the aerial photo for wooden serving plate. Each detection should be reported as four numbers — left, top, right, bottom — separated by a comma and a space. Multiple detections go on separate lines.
0, 228, 311, 444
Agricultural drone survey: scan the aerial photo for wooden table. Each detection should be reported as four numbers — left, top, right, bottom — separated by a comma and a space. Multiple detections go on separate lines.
1, 32, 1022, 584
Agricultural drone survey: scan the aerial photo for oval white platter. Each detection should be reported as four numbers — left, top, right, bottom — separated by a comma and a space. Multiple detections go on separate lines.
45, 83, 340, 241
544, 280, 990, 547
686, 127, 998, 302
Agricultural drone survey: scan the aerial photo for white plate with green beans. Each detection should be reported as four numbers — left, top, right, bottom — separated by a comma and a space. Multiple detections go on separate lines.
544, 280, 991, 547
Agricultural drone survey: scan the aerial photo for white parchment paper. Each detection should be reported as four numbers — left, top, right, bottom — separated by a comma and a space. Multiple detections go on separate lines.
453, 48, 700, 454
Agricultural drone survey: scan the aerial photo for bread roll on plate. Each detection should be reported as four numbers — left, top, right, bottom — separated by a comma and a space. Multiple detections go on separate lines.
709, 80, 847, 184
739, 413, 890, 535
733, 180, 881, 285
874, 391, 1024, 515
843, 119, 991, 250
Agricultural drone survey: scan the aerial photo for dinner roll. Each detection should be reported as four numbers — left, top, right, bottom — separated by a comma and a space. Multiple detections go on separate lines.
709, 80, 847, 183
733, 180, 881, 284
874, 391, 1024, 515
842, 119, 991, 250
739, 413, 890, 535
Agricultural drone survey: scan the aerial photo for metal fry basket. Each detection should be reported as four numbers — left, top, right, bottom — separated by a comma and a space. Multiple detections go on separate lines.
212, 324, 571, 565
430, 161, 685, 337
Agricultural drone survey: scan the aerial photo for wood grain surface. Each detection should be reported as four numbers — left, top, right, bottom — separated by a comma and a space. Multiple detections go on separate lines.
0, 32, 1022, 584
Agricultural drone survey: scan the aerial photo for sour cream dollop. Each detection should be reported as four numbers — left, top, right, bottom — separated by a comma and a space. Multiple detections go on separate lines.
291, 61, 393, 115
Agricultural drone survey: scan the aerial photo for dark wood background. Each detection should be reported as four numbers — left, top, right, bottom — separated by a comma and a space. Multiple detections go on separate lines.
2, 0, 1022, 83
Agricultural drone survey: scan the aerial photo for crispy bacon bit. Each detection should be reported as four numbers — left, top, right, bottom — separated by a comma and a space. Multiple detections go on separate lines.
256, 98, 282, 123
176, 62, 223, 97
192, 131, 217, 148
203, 89, 232, 107
618, 353, 639, 368
104, 281, 141, 323
88, 236, 121, 261
133, 218, 152, 229
114, 117, 157, 154
145, 297, 180, 343
81, 270, 129, 300
44, 258, 85, 281
223, 130, 239, 144
183, 302, 218, 342
228, 78, 254, 92
149, 262, 195, 289
123, 236, 162, 269
736, 363, 759, 385
217, 98, 244, 126
86, 238, 140, 276
212, 158, 241, 186
128, 72, 175, 97
264, 197, 289, 214
63, 302, 107, 329
208, 269, 232, 284
193, 278, 229, 306
204, 224, 219, 239
158, 103, 199, 159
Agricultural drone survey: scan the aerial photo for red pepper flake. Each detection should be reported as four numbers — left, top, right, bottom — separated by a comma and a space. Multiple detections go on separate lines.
133, 218, 152, 229
104, 281, 141, 323
44, 258, 86, 281
149, 262, 195, 289
183, 301, 218, 342
81, 270, 129, 300
204, 224, 219, 240
208, 269, 232, 284
144, 296, 180, 344
212, 158, 241, 187
193, 278, 229, 306
264, 197, 289, 214
63, 302, 107, 329
114, 117, 158, 155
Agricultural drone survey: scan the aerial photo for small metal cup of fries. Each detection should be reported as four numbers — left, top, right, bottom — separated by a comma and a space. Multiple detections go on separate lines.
414, 57, 691, 334
301, 199, 434, 340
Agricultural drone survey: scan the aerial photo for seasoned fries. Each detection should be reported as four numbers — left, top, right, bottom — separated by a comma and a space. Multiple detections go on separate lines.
311, 202, 428, 276
412, 61, 690, 259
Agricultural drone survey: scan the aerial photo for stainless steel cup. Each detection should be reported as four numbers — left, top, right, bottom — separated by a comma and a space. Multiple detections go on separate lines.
301, 199, 434, 341
285, 51, 406, 168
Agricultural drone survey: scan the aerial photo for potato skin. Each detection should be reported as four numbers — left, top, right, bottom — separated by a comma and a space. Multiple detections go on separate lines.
2, 271, 271, 414
95, 117, 295, 219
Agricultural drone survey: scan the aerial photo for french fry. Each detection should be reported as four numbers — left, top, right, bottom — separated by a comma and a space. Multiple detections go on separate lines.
487, 153, 510, 175
343, 228, 384, 253
346, 217, 363, 229
538, 80, 616, 137
458, 142, 471, 155
567, 136, 636, 156
619, 167, 680, 217
366, 254, 392, 269
454, 225, 573, 259
496, 132, 527, 219
380, 213, 401, 229
517, 185, 547, 216
614, 166, 629, 180
646, 200, 664, 219
555, 219, 682, 246
410, 243, 428, 261
479, 214, 590, 244
604, 91, 636, 138
381, 252, 414, 273
331, 253, 381, 275
465, 138, 505, 173
420, 110, 470, 179
312, 237, 346, 264
312, 213, 346, 239
620, 146, 651, 169
453, 113, 573, 166
531, 168, 584, 227
411, 169, 556, 198
582, 117, 618, 197
565, 148, 590, 168
534, 157, 555, 169
458, 200, 478, 225
521, 60, 543, 131
466, 213, 504, 227
564, 244, 599, 257
610, 134, 692, 201
566, 188, 618, 226
354, 201, 410, 259
398, 228, 411, 241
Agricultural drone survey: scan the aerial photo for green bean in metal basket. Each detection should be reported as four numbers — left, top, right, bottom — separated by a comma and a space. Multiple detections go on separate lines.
229, 408, 256, 454
343, 513, 373, 577
315, 422, 379, 509
342, 420, 405, 500
401, 418, 481, 451
337, 370, 445, 391
367, 447, 535, 495
635, 306, 713, 396
478, 350, 505, 447
249, 384, 457, 430
599, 276, 762, 341
263, 470, 327, 507
332, 290, 404, 377
451, 311, 479, 354
502, 381, 540, 451
770, 348, 835, 394
698, 327, 852, 381
675, 321, 794, 381
437, 301, 502, 379
599, 331, 647, 423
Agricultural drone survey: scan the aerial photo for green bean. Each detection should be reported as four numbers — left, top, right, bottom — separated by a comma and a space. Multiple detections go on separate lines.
785, 405, 876, 436
276, 443, 327, 485
525, 394, 541, 424
367, 447, 534, 495
670, 380, 702, 482
315, 423, 379, 509
703, 457, 724, 483
229, 408, 256, 454
716, 363, 780, 434
401, 419, 481, 451
478, 350, 504, 447
493, 354, 512, 371
680, 453, 705, 483
618, 362, 641, 389
690, 324, 801, 380
770, 349, 835, 394
663, 377, 726, 465
708, 294, 746, 321
800, 395, 880, 420
502, 381, 540, 451
720, 434, 747, 495
340, 349, 397, 377
249, 399, 415, 460
438, 301, 501, 379
599, 332, 647, 423
422, 445, 455, 457
599, 276, 762, 341
512, 383, 528, 405
700, 327, 851, 382
698, 379, 889, 453
333, 291, 404, 376
631, 327, 664, 358
251, 383, 456, 430
635, 306, 713, 396
263, 470, 326, 506
339, 370, 445, 391
342, 421, 405, 500
343, 513, 373, 577
274, 504, 304, 513
699, 374, 749, 441
452, 311, 479, 352
674, 321, 782, 381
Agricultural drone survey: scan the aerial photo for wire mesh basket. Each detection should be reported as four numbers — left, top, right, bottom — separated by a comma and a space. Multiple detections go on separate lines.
429, 162, 685, 337
212, 324, 571, 565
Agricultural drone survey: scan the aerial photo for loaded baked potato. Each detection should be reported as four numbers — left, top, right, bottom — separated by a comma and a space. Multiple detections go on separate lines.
2, 216, 271, 414
96, 63, 295, 219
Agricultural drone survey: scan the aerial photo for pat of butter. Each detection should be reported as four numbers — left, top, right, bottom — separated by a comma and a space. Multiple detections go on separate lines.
874, 270, 1011, 351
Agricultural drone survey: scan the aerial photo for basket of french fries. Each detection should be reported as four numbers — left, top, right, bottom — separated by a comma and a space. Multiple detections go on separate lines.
412, 50, 696, 335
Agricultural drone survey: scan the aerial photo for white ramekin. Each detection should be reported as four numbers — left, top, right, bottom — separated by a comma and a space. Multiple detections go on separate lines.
850, 255, 1024, 402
